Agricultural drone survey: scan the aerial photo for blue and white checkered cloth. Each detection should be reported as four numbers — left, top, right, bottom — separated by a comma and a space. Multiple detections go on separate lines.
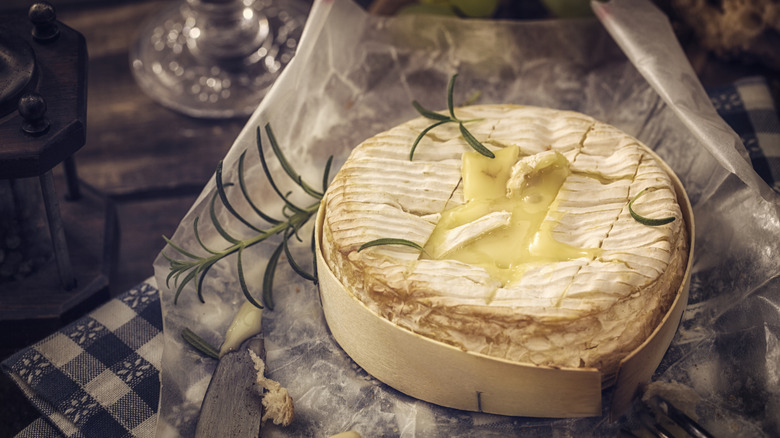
2, 282, 162, 438
2, 76, 779, 438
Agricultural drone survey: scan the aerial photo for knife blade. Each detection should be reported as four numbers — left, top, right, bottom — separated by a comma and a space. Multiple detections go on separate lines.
194, 330, 266, 438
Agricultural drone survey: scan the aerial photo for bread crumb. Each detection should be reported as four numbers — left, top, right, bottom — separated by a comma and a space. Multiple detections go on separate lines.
248, 349, 294, 426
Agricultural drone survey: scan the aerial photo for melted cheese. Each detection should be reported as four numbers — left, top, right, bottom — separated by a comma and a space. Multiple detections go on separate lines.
424, 146, 600, 286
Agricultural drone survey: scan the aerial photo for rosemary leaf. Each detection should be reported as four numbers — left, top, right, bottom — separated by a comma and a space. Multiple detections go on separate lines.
409, 73, 490, 161
163, 253, 178, 267
283, 228, 316, 281
195, 259, 219, 304
358, 238, 425, 253
174, 268, 199, 305
281, 202, 294, 219
262, 242, 286, 310
238, 151, 281, 225
193, 217, 219, 255
629, 188, 676, 226
447, 73, 458, 119
297, 176, 317, 203
237, 246, 265, 309
459, 123, 494, 158
264, 124, 324, 199
160, 251, 177, 265
410, 119, 449, 161
310, 224, 318, 285
289, 220, 305, 243
286, 193, 307, 215
413, 101, 450, 121
165, 264, 182, 288
164, 262, 178, 289
322, 156, 334, 193
216, 160, 263, 233
209, 189, 241, 245
257, 127, 306, 213
181, 328, 220, 359
163, 235, 200, 260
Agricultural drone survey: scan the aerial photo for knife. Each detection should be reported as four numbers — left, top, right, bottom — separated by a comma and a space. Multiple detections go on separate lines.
194, 316, 266, 437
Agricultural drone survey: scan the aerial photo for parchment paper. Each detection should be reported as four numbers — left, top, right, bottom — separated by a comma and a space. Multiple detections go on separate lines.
153, 0, 780, 436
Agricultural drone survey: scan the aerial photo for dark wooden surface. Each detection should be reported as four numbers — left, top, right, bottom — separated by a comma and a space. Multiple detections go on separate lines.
0, 0, 776, 436
0, 10, 87, 179
52, 0, 250, 291
0, 1, 248, 434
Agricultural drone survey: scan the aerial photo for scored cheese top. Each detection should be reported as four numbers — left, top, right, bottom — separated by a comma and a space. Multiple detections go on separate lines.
321, 104, 689, 382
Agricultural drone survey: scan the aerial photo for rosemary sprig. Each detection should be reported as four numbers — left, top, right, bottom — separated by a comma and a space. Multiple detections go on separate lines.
629, 188, 676, 226
181, 328, 220, 359
410, 74, 493, 161
358, 238, 425, 253
163, 123, 333, 311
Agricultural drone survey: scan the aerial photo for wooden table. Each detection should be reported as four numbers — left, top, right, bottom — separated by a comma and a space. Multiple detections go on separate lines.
59, 0, 251, 293
0, 0, 775, 435
0, 0, 249, 434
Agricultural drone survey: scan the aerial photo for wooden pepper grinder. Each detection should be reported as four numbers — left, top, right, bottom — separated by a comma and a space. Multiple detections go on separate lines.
0, 2, 118, 351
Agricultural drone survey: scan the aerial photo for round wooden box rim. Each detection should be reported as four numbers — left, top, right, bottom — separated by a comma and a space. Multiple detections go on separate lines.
315, 143, 694, 419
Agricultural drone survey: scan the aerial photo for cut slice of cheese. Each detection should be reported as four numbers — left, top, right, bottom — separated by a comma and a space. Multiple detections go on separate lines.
321, 104, 689, 383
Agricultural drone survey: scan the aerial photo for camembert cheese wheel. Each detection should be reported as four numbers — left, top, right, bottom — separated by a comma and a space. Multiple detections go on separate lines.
321, 104, 689, 384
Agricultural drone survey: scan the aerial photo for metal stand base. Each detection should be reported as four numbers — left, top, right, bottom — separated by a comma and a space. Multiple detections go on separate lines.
0, 176, 118, 351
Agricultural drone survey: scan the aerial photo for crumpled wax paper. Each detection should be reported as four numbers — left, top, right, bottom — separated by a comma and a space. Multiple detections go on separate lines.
152, 0, 780, 436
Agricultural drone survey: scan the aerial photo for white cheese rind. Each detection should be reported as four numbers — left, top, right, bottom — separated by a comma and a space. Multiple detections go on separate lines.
430, 210, 512, 259
321, 104, 688, 381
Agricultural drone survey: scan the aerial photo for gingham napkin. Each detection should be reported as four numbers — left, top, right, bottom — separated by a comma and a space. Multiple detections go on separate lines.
2, 76, 779, 438
2, 282, 162, 438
